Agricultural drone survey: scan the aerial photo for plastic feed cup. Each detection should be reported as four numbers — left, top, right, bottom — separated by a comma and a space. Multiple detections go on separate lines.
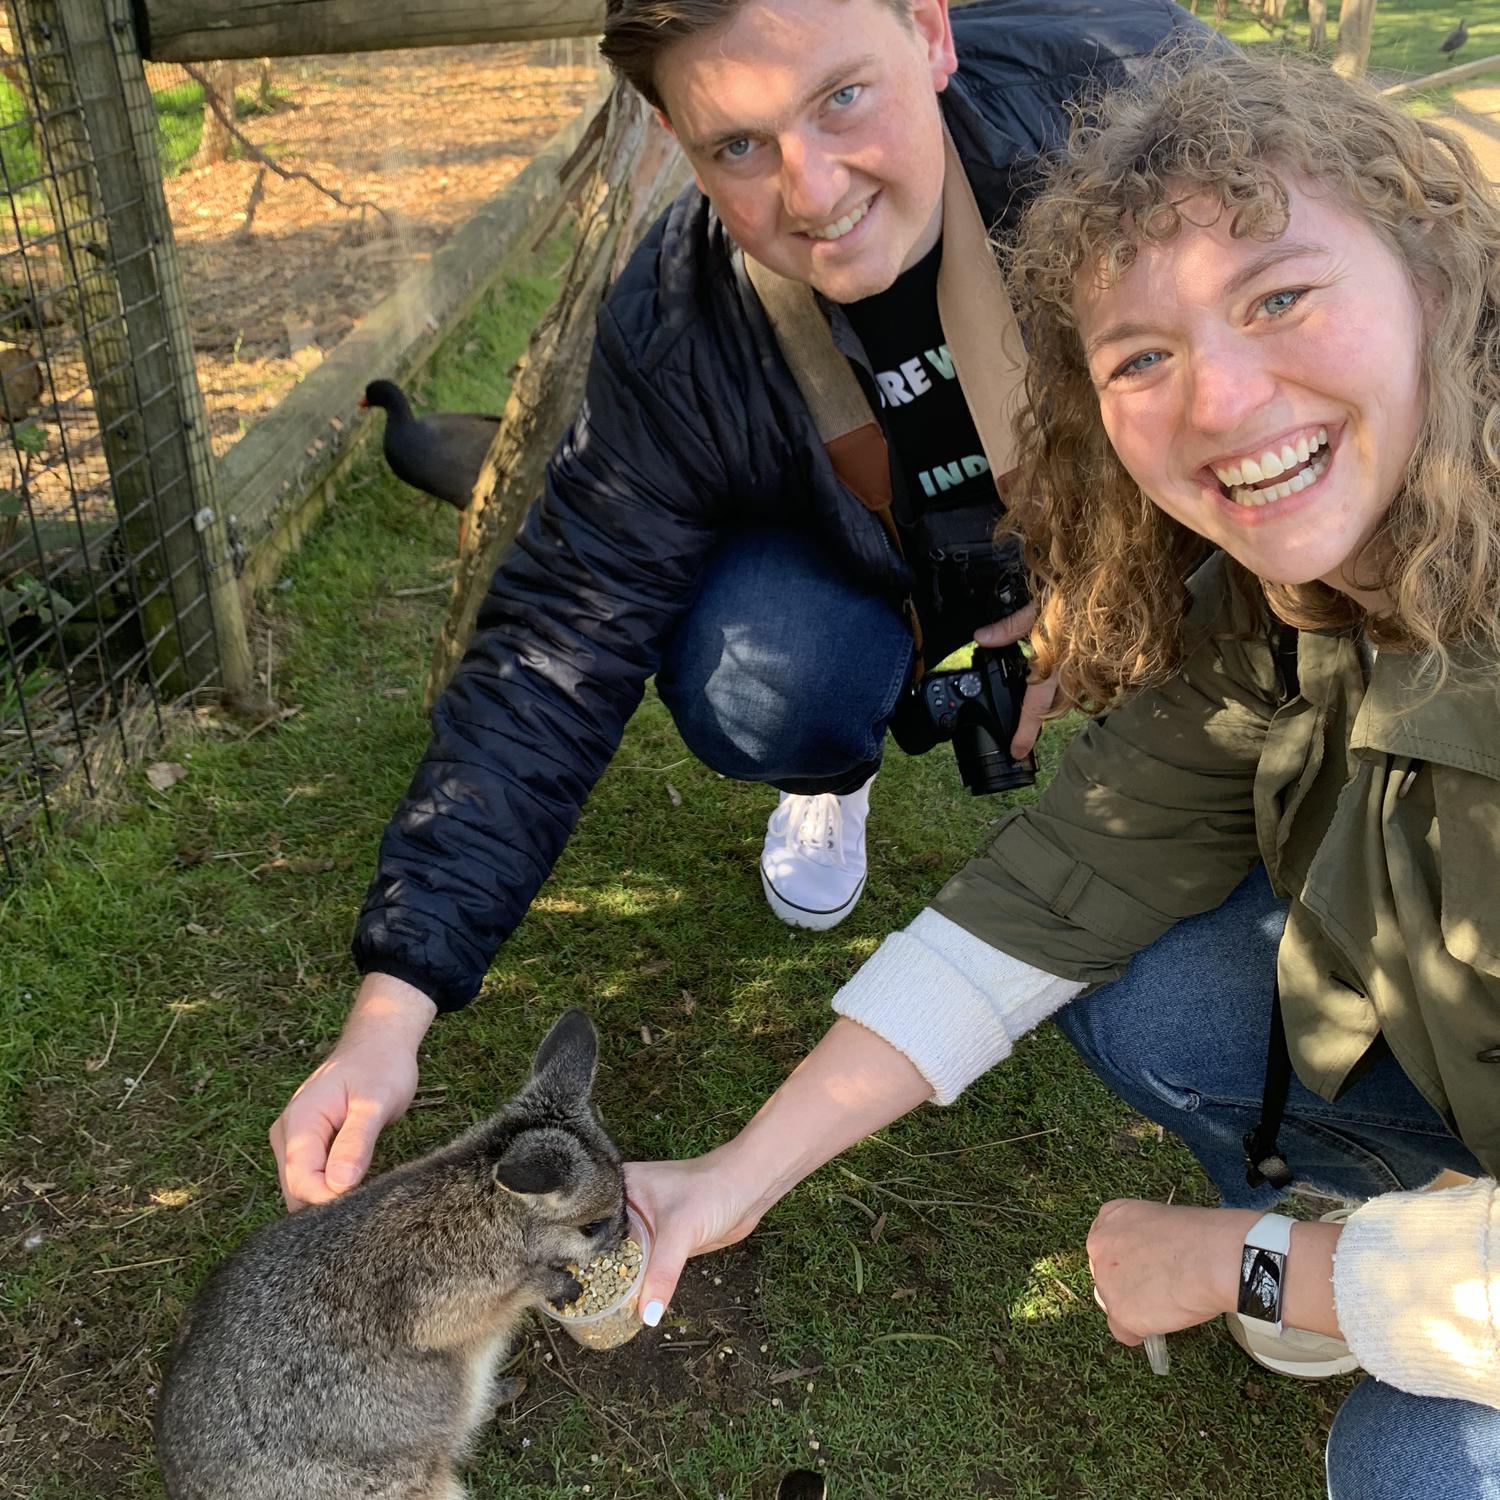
542, 1205, 651, 1351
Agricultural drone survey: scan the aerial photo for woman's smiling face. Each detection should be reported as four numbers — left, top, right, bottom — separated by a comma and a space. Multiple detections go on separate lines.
1073, 176, 1428, 602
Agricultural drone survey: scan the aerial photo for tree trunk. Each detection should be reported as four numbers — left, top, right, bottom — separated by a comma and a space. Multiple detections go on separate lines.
424, 81, 689, 709
1308, 0, 1328, 51
1331, 0, 1378, 77
192, 59, 236, 166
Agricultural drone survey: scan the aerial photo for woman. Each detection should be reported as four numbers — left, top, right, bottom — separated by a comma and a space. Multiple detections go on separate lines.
629, 45, 1500, 1496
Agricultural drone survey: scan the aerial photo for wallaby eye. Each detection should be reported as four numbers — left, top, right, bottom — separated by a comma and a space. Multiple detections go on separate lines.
582, 1218, 611, 1237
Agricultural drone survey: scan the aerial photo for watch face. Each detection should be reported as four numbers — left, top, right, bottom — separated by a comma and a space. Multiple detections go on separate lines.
1237, 1246, 1285, 1322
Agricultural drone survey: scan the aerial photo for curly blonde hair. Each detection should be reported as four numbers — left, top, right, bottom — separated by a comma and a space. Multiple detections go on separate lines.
1006, 41, 1500, 709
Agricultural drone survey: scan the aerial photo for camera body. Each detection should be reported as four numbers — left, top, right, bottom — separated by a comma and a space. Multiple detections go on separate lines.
906, 645, 1036, 795
887, 503, 1037, 795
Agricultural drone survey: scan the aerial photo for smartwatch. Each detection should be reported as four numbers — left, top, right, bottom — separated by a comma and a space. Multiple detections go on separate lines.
1236, 1211, 1294, 1334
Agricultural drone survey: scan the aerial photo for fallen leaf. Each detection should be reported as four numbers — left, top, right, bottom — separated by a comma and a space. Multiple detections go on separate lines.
640, 1024, 654, 1046
641, 959, 671, 977
381, 687, 409, 699
184, 922, 210, 937
21, 1178, 57, 1195
146, 761, 187, 793
870, 1212, 887, 1245
665, 781, 682, 807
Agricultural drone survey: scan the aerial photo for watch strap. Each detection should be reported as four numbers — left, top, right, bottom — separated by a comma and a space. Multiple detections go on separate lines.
1237, 1211, 1294, 1333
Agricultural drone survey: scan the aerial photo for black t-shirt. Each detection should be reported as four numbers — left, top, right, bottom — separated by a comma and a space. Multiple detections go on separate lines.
843, 238, 1015, 654
842, 237, 994, 518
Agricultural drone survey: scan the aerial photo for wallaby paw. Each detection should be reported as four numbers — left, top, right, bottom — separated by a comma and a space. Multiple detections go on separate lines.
491, 1375, 526, 1408
545, 1266, 584, 1308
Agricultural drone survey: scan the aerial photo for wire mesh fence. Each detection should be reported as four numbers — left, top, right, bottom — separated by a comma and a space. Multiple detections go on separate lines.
142, 40, 603, 459
0, 4, 602, 888
0, 0, 223, 885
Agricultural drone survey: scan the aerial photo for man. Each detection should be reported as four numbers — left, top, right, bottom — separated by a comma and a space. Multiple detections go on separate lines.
271, 0, 1198, 1209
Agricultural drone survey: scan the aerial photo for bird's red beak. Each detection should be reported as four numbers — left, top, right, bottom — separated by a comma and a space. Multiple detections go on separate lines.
358, 395, 369, 408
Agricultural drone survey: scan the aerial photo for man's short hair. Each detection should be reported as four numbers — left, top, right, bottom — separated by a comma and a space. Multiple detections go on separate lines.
601, 0, 915, 113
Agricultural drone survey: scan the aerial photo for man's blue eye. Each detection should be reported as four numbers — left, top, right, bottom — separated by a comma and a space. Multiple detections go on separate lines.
722, 138, 753, 161
830, 84, 860, 108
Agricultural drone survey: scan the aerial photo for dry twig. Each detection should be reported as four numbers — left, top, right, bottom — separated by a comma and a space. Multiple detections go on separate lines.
180, 65, 394, 229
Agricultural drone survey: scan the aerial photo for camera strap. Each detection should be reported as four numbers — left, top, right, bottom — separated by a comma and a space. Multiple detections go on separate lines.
1242, 629, 1303, 1191
743, 128, 1031, 686
1243, 981, 1295, 1190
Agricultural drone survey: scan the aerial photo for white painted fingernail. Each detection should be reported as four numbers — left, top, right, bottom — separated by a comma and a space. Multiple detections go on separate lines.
642, 1299, 664, 1327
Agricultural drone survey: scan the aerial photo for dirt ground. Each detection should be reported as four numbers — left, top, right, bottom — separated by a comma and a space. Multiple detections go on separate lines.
156, 43, 602, 459
0, 42, 600, 531
1426, 74, 1500, 180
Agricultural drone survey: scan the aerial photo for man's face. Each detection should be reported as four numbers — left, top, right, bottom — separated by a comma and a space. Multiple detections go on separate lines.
654, 0, 957, 303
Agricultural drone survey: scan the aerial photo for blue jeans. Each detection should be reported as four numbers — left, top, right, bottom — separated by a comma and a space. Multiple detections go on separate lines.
657, 528, 913, 796
1056, 867, 1497, 1499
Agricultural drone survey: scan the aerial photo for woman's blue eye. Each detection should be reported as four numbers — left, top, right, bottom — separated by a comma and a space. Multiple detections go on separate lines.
1260, 288, 1304, 317
830, 84, 861, 108
1115, 349, 1165, 379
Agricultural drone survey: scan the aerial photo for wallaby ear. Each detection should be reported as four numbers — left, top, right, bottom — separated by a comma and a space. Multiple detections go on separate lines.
493, 1134, 572, 1197
529, 1009, 598, 1102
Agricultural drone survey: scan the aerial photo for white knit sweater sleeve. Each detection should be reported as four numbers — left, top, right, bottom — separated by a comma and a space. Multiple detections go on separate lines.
831, 907, 1084, 1105
1333, 1178, 1499, 1408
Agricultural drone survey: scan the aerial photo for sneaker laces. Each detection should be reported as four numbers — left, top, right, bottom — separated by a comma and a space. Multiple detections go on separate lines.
767, 792, 845, 866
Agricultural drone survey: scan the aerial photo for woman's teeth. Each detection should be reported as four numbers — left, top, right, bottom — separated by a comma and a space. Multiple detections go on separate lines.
806, 199, 871, 241
1214, 428, 1330, 507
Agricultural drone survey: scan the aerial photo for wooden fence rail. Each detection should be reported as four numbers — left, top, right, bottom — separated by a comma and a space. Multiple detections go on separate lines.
135, 1, 608, 62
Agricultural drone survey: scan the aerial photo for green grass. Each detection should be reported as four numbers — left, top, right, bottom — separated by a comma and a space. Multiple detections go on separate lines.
0, 232, 1345, 1498
0, 73, 286, 203
1212, 0, 1500, 76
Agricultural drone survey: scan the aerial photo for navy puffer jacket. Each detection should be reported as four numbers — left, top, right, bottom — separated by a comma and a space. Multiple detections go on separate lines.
353, 0, 1207, 1011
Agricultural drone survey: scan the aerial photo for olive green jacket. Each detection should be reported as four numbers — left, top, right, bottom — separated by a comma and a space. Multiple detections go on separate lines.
932, 556, 1500, 1177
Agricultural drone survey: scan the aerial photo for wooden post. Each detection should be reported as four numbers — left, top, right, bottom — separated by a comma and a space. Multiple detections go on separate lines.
135, 0, 608, 62
424, 81, 688, 709
16, 0, 234, 694
106, 0, 252, 695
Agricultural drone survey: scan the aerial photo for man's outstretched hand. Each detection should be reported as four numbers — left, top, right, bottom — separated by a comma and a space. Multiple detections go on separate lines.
269, 974, 436, 1211
973, 600, 1060, 758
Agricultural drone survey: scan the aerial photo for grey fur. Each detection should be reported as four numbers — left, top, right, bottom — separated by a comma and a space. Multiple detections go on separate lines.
155, 1010, 624, 1500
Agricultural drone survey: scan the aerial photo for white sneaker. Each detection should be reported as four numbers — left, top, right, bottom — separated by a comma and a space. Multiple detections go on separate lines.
759, 775, 873, 931
1224, 1205, 1361, 1380
1225, 1311, 1360, 1379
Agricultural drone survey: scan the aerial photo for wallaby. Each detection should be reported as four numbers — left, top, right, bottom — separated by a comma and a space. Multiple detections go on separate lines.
155, 1010, 625, 1500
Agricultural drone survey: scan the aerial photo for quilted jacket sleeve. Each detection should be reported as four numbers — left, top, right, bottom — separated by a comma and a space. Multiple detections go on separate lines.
351, 249, 733, 1012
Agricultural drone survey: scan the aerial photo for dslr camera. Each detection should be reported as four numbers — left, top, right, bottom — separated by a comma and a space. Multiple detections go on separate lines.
903, 645, 1036, 795
888, 505, 1037, 796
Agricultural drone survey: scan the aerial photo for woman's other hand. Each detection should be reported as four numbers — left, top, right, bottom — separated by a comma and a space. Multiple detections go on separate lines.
1087, 1200, 1255, 1346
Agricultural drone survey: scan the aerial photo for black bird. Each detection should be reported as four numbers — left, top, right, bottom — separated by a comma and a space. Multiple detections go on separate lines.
359, 378, 500, 542
1440, 17, 1469, 56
